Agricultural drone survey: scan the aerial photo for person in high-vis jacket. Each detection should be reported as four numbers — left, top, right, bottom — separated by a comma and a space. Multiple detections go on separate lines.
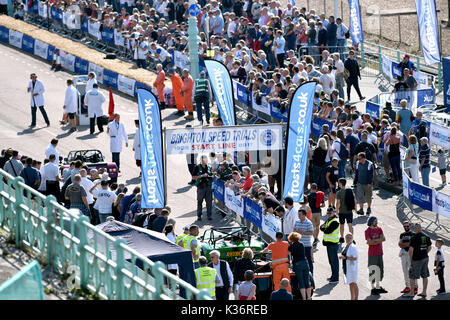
176, 225, 191, 247
153, 64, 166, 109
183, 225, 201, 268
181, 69, 194, 120
168, 69, 184, 115
320, 206, 341, 283
195, 256, 219, 299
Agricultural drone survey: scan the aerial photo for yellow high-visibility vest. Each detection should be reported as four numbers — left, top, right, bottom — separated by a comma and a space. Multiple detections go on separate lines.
195, 266, 217, 297
183, 235, 201, 263
176, 233, 188, 245
323, 217, 340, 243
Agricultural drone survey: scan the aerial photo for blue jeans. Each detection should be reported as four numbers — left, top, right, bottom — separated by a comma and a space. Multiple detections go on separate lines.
389, 155, 402, 182
327, 39, 337, 53
421, 166, 430, 186
293, 260, 310, 289
304, 246, 314, 275
337, 39, 346, 58
99, 213, 111, 224
326, 243, 339, 281
196, 96, 210, 123
338, 160, 346, 178
136, 59, 147, 69
338, 87, 345, 99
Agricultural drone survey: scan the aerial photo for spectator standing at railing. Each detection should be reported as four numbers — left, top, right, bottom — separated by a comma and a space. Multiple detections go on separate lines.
418, 137, 431, 187
317, 21, 327, 52
133, 34, 148, 69
409, 111, 428, 140
397, 55, 416, 74
401, 67, 418, 91
326, 16, 337, 52
396, 99, 413, 135
437, 149, 447, 187
332, 53, 345, 99
335, 18, 348, 57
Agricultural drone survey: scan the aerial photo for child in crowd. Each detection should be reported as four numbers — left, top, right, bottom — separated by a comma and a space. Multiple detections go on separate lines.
237, 270, 257, 300
434, 238, 446, 295
437, 149, 447, 187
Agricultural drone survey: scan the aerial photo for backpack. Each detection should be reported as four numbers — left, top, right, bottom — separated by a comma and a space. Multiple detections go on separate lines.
416, 122, 427, 140
337, 141, 349, 160
345, 30, 350, 39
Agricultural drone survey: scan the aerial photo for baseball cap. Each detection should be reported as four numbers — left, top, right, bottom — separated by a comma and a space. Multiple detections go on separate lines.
184, 225, 191, 230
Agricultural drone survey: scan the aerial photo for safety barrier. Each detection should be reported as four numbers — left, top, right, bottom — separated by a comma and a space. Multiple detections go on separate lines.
0, 169, 211, 300
212, 178, 281, 244
0, 260, 44, 300
398, 168, 450, 233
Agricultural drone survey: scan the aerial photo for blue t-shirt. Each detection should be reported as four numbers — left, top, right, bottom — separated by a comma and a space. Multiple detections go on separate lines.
397, 109, 413, 135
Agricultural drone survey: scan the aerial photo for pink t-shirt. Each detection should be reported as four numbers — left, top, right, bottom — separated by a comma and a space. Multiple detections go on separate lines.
365, 227, 384, 256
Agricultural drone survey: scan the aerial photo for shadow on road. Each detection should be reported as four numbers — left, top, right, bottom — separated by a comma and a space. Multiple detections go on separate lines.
76, 132, 101, 140
125, 177, 141, 185
174, 185, 193, 194
311, 282, 339, 297
17, 127, 45, 135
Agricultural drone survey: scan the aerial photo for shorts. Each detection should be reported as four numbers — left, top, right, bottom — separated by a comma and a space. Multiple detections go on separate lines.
328, 186, 337, 194
356, 183, 372, 204
311, 212, 321, 228
440, 169, 446, 176
381, 153, 390, 168
338, 212, 353, 224
409, 257, 430, 280
368, 255, 384, 282
68, 112, 75, 119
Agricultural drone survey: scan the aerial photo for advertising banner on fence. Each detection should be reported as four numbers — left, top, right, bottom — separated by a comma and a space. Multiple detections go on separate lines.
348, 0, 363, 45
34, 39, 48, 60
118, 75, 136, 96
59, 51, 75, 72
429, 122, 450, 150
8, 30, 22, 48
204, 59, 236, 126
21, 35, 34, 53
432, 190, 450, 219
213, 178, 225, 203
165, 124, 283, 155
243, 198, 263, 229
88, 63, 104, 84
415, 0, 441, 66
283, 82, 316, 201
88, 20, 101, 40
137, 88, 165, 208
444, 57, 450, 112
408, 180, 433, 212
251, 94, 271, 115
262, 213, 282, 241
224, 187, 244, 218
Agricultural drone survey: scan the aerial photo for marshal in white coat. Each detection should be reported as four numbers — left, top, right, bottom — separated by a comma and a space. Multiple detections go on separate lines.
84, 88, 106, 118
64, 84, 79, 114
28, 79, 45, 107
107, 120, 129, 153
85, 77, 98, 95
133, 128, 141, 160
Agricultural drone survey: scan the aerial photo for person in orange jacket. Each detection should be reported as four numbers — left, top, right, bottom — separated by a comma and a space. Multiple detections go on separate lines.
181, 69, 194, 120
168, 68, 185, 116
153, 64, 166, 109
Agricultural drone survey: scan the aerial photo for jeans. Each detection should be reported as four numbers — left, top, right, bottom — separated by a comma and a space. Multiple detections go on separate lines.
294, 260, 310, 289
326, 243, 339, 281
438, 266, 445, 292
112, 152, 120, 169
389, 155, 402, 182
346, 77, 363, 101
99, 213, 111, 223
196, 96, 210, 123
267, 52, 276, 71
327, 39, 337, 53
338, 160, 346, 179
421, 166, 430, 186
90, 115, 104, 134
337, 39, 346, 58
304, 246, 314, 275
136, 59, 146, 69
31, 106, 50, 126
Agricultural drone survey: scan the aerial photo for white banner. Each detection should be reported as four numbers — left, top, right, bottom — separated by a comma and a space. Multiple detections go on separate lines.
251, 93, 271, 115
224, 187, 244, 218
59, 51, 75, 72
33, 39, 48, 60
432, 190, 450, 219
415, 71, 430, 90
117, 75, 136, 96
402, 171, 409, 197
262, 212, 282, 241
382, 55, 393, 81
8, 30, 23, 48
429, 122, 450, 150
88, 63, 104, 84
38, 2, 47, 18
165, 124, 283, 155
88, 21, 101, 40
378, 90, 417, 113
113, 29, 125, 47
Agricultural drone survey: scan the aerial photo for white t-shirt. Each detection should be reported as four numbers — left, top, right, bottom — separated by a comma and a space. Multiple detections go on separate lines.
92, 189, 117, 213
320, 73, 334, 95
331, 138, 342, 161
80, 177, 95, 204
352, 117, 363, 131
436, 248, 445, 263
368, 133, 378, 145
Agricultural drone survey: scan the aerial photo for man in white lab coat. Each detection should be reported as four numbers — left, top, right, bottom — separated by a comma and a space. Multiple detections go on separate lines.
107, 113, 128, 171
132, 119, 141, 176
63, 79, 79, 132
84, 83, 106, 134
27, 73, 50, 127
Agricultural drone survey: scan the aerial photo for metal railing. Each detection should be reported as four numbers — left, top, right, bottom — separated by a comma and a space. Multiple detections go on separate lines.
0, 169, 211, 300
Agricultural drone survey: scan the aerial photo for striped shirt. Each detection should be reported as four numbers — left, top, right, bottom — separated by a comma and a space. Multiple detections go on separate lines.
293, 218, 314, 247
419, 144, 430, 169
195, 78, 209, 98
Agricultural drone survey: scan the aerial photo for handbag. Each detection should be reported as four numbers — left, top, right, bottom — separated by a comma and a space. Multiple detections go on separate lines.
344, 68, 350, 80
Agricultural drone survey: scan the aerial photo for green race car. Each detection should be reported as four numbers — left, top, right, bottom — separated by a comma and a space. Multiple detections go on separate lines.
198, 226, 265, 267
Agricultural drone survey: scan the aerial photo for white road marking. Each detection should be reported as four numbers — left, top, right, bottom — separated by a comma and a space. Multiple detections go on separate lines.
42, 128, 57, 136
